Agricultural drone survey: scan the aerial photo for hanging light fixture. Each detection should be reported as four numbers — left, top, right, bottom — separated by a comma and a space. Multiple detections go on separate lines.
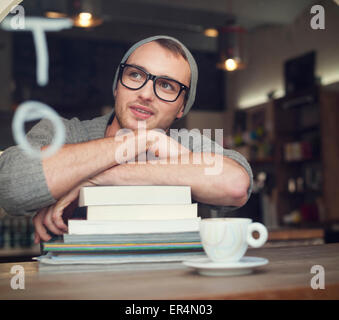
69, 0, 103, 28
215, 0, 247, 71
44, 1, 103, 28
217, 25, 247, 72
73, 11, 102, 28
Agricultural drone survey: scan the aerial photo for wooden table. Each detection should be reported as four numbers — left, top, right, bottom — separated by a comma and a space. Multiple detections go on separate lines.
0, 243, 338, 299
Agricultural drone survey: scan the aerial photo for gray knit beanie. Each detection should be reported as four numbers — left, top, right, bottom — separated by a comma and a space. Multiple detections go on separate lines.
112, 35, 198, 117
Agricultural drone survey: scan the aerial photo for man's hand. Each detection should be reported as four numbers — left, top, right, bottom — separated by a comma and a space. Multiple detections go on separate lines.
33, 206, 65, 243
88, 130, 192, 186
146, 130, 191, 160
33, 180, 96, 243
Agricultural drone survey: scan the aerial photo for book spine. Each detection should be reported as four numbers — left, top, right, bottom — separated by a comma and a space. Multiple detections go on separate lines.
68, 219, 200, 235
79, 187, 191, 206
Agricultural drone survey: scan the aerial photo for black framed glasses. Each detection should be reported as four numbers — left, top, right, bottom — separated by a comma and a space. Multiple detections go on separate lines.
118, 63, 189, 102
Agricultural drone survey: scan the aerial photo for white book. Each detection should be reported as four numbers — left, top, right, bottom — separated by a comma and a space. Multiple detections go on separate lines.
86, 203, 197, 221
79, 186, 191, 206
68, 218, 200, 235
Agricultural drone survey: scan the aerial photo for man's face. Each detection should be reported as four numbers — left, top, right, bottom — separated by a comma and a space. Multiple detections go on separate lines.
112, 41, 191, 133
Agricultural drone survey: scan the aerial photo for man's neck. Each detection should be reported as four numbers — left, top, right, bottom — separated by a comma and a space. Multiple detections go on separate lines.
105, 116, 121, 138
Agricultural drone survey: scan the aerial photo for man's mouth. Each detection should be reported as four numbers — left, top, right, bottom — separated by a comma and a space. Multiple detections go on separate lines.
129, 105, 154, 119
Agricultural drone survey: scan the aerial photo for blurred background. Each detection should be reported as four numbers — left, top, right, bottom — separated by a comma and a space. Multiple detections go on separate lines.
0, 0, 339, 260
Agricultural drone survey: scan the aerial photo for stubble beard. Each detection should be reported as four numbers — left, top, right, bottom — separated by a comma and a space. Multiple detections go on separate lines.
115, 101, 180, 132
115, 104, 153, 131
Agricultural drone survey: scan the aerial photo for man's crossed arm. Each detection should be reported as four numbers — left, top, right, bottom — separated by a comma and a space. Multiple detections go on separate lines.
33, 130, 250, 243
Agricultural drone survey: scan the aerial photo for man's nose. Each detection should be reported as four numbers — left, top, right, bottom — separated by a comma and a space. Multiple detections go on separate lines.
137, 79, 155, 101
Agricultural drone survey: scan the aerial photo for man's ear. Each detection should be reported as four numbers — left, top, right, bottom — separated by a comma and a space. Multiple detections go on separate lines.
113, 88, 117, 98
176, 105, 185, 119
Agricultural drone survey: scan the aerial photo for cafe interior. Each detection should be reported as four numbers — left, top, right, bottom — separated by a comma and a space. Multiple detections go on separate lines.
0, 0, 338, 266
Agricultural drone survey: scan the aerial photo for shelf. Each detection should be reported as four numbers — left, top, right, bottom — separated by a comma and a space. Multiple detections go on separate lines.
281, 157, 321, 164
298, 125, 320, 134
250, 158, 274, 165
280, 190, 322, 196
233, 87, 338, 227
277, 125, 320, 136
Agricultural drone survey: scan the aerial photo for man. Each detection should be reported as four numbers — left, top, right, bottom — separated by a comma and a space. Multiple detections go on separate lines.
0, 35, 252, 243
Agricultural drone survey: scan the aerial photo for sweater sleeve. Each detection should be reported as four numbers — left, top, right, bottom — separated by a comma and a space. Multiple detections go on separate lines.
0, 117, 84, 216
199, 133, 253, 212
171, 129, 253, 213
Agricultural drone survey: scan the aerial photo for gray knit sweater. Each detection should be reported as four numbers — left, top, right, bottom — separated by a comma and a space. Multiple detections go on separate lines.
0, 111, 253, 216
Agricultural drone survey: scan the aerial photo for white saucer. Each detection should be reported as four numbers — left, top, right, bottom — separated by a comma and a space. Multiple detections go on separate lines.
183, 256, 269, 276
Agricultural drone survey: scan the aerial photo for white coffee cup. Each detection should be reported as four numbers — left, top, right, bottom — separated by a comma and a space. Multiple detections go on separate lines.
199, 218, 268, 262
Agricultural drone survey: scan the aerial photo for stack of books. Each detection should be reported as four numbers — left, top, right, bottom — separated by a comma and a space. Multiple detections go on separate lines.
37, 185, 204, 273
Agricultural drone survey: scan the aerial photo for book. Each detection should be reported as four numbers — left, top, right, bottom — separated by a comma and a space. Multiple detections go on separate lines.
63, 231, 201, 244
79, 185, 192, 206
37, 262, 190, 274
67, 218, 200, 235
38, 185, 203, 273
36, 251, 206, 273
43, 240, 203, 252
37, 251, 205, 264
86, 203, 197, 220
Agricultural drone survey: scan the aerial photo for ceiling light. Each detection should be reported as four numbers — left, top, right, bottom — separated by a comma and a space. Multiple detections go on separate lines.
73, 12, 102, 28
204, 28, 218, 38
224, 58, 238, 71
45, 11, 67, 19
79, 12, 92, 21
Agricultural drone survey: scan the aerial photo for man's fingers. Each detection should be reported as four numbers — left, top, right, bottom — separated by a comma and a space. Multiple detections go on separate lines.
43, 206, 66, 235
51, 206, 68, 231
51, 183, 87, 230
33, 182, 87, 241
34, 232, 40, 244
33, 209, 52, 242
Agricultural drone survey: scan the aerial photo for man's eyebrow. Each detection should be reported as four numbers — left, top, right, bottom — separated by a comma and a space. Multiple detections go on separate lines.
128, 63, 176, 79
